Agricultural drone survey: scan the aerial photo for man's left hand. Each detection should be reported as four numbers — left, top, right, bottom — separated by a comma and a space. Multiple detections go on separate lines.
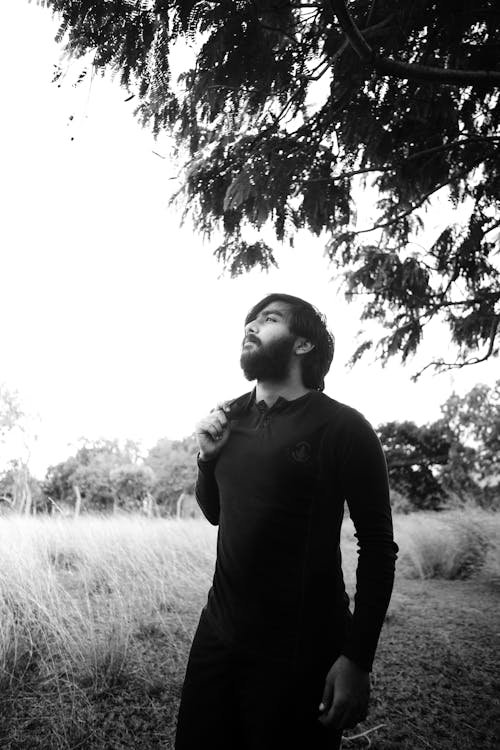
318, 655, 370, 730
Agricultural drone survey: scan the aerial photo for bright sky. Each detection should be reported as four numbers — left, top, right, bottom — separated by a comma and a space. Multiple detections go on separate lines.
0, 1, 498, 477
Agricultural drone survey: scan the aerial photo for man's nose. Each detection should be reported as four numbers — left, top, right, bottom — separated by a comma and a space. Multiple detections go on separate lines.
245, 320, 258, 335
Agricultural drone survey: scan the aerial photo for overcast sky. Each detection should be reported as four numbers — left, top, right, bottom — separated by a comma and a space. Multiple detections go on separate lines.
0, 1, 498, 476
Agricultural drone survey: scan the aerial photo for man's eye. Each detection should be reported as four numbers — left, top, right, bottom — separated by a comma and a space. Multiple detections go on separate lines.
266, 316, 277, 322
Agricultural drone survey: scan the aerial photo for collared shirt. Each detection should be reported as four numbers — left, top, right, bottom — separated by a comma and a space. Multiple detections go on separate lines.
196, 388, 398, 672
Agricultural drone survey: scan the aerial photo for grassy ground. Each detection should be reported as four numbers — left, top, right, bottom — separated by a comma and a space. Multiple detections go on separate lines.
0, 511, 499, 749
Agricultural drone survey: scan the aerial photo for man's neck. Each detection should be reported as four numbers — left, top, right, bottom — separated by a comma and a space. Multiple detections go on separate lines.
255, 379, 312, 408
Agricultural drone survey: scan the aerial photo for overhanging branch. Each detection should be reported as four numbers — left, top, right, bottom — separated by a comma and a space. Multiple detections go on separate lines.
304, 135, 500, 184
353, 181, 450, 235
328, 0, 500, 88
412, 316, 500, 380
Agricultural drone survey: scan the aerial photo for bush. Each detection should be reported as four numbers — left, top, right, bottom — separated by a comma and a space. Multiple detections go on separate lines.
395, 510, 495, 580
389, 489, 414, 515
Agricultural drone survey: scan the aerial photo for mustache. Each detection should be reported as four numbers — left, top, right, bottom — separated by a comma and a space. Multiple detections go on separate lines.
243, 334, 261, 346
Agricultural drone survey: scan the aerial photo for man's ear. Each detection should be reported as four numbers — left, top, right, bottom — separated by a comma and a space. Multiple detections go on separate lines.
295, 339, 315, 356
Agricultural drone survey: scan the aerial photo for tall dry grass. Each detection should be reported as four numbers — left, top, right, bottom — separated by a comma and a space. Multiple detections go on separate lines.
0, 516, 217, 745
1, 510, 497, 691
340, 507, 500, 584
0, 508, 498, 746
394, 508, 500, 582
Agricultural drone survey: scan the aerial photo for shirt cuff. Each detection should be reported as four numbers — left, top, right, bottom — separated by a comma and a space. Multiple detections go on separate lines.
340, 647, 372, 673
197, 452, 218, 467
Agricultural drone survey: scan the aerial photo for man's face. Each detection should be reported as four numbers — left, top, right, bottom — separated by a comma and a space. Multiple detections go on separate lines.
240, 302, 297, 382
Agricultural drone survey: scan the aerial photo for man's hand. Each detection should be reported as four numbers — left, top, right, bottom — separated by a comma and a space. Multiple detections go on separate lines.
318, 655, 370, 731
195, 402, 232, 461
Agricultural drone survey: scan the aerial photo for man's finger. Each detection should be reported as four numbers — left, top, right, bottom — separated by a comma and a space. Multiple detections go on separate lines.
342, 711, 364, 730
203, 425, 220, 441
200, 414, 226, 435
321, 692, 354, 730
318, 679, 333, 717
337, 699, 363, 729
212, 402, 230, 417
208, 409, 228, 429
216, 411, 228, 427
210, 415, 226, 433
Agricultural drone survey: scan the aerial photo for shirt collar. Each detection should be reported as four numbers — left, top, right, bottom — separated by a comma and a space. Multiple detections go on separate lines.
247, 387, 314, 414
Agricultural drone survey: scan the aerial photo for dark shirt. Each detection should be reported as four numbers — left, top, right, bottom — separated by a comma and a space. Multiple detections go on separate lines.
195, 389, 398, 672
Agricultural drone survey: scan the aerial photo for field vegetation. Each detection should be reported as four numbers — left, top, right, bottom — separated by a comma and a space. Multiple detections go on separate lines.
0, 509, 499, 749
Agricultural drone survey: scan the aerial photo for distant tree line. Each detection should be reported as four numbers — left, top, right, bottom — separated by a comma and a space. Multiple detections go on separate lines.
0, 432, 199, 518
40, 436, 199, 517
0, 380, 498, 516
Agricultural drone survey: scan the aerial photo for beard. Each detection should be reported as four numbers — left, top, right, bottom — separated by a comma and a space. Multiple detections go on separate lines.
240, 334, 296, 382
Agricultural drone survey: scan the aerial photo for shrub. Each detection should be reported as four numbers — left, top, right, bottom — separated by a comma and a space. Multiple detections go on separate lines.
389, 489, 414, 515
395, 510, 494, 580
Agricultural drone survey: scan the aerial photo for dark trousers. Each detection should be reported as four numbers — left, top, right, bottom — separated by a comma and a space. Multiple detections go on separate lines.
175, 610, 342, 750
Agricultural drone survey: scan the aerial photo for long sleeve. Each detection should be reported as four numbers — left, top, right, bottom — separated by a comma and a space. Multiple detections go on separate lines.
336, 411, 398, 672
195, 454, 221, 525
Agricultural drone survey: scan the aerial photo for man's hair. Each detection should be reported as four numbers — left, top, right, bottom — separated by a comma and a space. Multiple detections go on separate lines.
244, 293, 335, 391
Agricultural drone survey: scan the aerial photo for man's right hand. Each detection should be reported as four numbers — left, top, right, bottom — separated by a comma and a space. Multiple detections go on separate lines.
195, 402, 232, 461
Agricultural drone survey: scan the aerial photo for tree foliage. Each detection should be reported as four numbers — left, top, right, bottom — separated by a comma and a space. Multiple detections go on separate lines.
0, 383, 40, 514
0, 384, 25, 441
377, 419, 451, 510
43, 435, 198, 515
378, 379, 500, 509
440, 379, 500, 503
43, 438, 148, 513
144, 435, 198, 512
0, 461, 44, 513
44, 0, 500, 369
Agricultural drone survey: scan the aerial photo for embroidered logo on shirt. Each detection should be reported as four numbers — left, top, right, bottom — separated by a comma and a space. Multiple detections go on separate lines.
290, 441, 312, 463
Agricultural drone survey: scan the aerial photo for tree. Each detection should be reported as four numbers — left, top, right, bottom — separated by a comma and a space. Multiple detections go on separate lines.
43, 455, 80, 514
377, 381, 500, 510
0, 383, 39, 514
43, 434, 198, 516
45, 0, 500, 370
377, 419, 451, 510
0, 462, 44, 514
145, 435, 198, 514
0, 384, 24, 441
109, 463, 156, 514
43, 438, 148, 514
440, 380, 500, 505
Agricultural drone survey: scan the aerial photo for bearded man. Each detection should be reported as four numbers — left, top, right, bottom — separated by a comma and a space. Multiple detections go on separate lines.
174, 293, 398, 750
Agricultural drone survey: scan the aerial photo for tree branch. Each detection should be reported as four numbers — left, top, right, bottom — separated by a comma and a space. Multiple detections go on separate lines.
412, 317, 500, 380
375, 57, 500, 87
353, 181, 450, 235
484, 218, 500, 237
257, 23, 300, 45
388, 457, 445, 469
425, 291, 500, 313
328, 0, 373, 59
365, 0, 377, 27
304, 135, 500, 183
402, 135, 500, 162
328, 0, 500, 88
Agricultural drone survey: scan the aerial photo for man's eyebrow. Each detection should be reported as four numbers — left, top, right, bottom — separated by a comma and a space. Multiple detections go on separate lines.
258, 307, 286, 318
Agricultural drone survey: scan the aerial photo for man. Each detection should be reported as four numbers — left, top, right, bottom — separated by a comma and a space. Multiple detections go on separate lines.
175, 293, 398, 750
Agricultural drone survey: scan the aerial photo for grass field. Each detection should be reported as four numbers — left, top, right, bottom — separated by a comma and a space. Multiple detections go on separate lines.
0, 509, 499, 749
